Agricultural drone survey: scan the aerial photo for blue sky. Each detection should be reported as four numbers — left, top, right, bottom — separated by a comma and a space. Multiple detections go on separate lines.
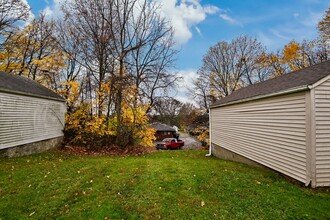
25, 0, 329, 102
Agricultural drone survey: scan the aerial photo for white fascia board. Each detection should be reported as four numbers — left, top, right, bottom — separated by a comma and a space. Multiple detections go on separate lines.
210, 85, 309, 109
309, 72, 330, 89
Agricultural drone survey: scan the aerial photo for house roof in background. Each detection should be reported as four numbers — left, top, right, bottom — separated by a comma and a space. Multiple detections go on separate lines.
211, 60, 330, 108
151, 122, 176, 132
0, 71, 64, 101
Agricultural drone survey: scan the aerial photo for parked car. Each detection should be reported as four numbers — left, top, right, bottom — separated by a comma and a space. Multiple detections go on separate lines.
156, 138, 184, 150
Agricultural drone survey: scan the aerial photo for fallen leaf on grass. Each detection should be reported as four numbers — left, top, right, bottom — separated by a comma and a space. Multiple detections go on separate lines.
29, 211, 35, 216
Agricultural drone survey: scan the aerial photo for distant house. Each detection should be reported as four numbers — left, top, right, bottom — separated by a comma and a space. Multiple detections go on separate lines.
151, 122, 176, 141
210, 60, 330, 188
0, 71, 66, 157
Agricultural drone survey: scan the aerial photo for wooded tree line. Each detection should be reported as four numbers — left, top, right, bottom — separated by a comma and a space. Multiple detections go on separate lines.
0, 0, 180, 147
1, 0, 329, 147
192, 6, 330, 112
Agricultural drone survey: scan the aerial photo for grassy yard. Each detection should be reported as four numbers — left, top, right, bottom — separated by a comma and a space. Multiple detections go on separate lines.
0, 150, 329, 219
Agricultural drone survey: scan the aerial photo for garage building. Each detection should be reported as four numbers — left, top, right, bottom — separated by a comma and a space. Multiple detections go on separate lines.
210, 60, 330, 187
0, 72, 66, 157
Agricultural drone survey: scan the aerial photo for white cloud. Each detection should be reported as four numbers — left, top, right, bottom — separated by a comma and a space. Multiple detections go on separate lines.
219, 13, 242, 26
42, 0, 68, 19
204, 5, 220, 14
219, 13, 234, 24
300, 10, 323, 27
257, 32, 276, 49
41, 0, 219, 45
195, 26, 202, 36
269, 28, 291, 41
174, 69, 198, 103
178, 69, 198, 91
256, 8, 326, 51
21, 0, 35, 23
42, 6, 53, 17
155, 0, 220, 45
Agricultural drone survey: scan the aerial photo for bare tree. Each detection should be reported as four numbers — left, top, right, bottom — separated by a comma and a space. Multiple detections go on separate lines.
234, 36, 270, 86
0, 0, 30, 36
62, 0, 116, 116
60, 0, 179, 146
190, 70, 214, 112
200, 35, 270, 99
152, 97, 183, 126
128, 18, 179, 112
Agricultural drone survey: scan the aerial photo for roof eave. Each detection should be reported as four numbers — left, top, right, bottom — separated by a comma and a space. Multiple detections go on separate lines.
0, 87, 66, 102
210, 85, 309, 109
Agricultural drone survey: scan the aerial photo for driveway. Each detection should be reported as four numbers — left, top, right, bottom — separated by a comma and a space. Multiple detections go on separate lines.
178, 132, 203, 150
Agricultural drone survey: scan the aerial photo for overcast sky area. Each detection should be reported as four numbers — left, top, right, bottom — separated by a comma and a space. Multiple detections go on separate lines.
26, 0, 329, 103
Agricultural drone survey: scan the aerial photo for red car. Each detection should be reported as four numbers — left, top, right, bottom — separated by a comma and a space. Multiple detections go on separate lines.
156, 138, 184, 150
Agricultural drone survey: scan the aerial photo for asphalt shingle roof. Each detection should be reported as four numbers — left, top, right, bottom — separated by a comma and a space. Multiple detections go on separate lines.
211, 60, 330, 108
0, 71, 64, 101
151, 122, 176, 132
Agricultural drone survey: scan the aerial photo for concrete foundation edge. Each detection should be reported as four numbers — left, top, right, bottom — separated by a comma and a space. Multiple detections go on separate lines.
211, 143, 264, 168
0, 136, 64, 158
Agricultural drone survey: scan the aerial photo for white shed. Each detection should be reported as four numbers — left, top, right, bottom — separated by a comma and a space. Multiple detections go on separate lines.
0, 71, 66, 157
210, 60, 330, 187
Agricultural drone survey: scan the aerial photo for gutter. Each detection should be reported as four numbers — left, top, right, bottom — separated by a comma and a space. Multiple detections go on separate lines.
210, 85, 310, 109
0, 87, 66, 103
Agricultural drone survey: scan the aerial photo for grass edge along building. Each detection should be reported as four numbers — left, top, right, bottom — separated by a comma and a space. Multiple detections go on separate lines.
209, 60, 330, 188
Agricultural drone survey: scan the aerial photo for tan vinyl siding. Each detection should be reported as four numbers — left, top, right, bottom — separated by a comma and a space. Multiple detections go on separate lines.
211, 92, 307, 183
0, 92, 66, 149
314, 79, 330, 187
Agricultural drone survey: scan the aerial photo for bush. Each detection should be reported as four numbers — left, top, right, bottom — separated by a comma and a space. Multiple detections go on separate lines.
190, 126, 209, 146
64, 103, 116, 147
64, 103, 156, 148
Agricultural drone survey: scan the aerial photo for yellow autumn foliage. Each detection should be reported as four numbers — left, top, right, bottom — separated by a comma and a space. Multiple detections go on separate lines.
64, 84, 156, 147
58, 80, 80, 110
116, 85, 156, 147
0, 20, 67, 84
64, 103, 116, 146
281, 41, 309, 72
282, 41, 301, 63
120, 103, 156, 147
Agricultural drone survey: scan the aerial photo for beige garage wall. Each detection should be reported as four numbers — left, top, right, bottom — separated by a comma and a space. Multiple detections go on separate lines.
211, 92, 308, 184
0, 92, 66, 150
314, 78, 330, 187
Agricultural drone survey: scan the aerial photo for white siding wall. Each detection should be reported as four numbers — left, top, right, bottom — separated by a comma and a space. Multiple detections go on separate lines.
314, 79, 330, 187
0, 92, 66, 149
211, 92, 308, 184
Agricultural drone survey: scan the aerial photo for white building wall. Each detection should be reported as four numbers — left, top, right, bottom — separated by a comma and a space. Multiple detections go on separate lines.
211, 92, 308, 184
0, 92, 66, 149
314, 79, 330, 187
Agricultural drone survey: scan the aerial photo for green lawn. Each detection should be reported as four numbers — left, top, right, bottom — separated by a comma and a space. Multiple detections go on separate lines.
0, 150, 329, 219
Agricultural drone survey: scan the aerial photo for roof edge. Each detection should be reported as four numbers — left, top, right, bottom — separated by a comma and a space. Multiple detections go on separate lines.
210, 85, 309, 109
0, 87, 66, 103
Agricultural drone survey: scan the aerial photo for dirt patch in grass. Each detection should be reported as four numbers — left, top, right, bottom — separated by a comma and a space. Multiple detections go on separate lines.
58, 145, 157, 156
